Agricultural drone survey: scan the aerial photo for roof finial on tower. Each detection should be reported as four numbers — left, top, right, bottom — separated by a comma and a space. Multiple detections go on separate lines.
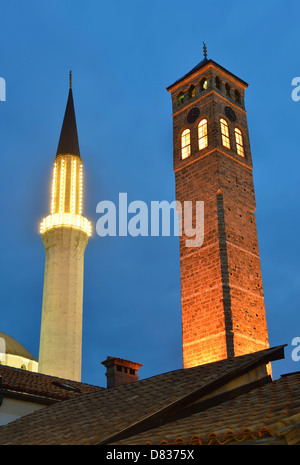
69, 70, 72, 89
203, 42, 207, 59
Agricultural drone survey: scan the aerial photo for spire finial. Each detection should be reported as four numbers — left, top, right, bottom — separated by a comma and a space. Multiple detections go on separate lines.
203, 42, 207, 59
69, 70, 72, 89
56, 72, 80, 158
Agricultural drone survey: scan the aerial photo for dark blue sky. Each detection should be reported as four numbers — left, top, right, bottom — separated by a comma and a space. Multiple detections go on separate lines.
0, 0, 299, 387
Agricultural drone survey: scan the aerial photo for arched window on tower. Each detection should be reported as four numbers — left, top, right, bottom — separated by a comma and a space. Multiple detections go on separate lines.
188, 85, 195, 98
215, 76, 221, 89
200, 78, 208, 91
198, 119, 208, 150
178, 92, 184, 105
181, 129, 191, 159
234, 128, 244, 156
235, 89, 241, 104
220, 118, 230, 149
225, 83, 231, 97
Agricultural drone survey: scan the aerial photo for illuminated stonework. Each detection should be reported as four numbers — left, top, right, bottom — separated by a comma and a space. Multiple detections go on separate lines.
167, 57, 269, 369
40, 154, 92, 236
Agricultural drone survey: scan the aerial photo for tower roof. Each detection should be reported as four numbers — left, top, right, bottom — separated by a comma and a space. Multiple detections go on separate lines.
167, 58, 248, 92
56, 75, 81, 158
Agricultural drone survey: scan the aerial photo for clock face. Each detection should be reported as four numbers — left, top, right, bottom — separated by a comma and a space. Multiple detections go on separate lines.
225, 106, 236, 122
187, 107, 200, 124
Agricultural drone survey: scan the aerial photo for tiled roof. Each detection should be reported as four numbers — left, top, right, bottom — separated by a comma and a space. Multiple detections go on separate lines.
0, 364, 103, 403
118, 371, 300, 445
0, 345, 299, 445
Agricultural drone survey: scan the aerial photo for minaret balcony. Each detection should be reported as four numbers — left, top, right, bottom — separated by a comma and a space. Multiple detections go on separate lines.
40, 212, 92, 236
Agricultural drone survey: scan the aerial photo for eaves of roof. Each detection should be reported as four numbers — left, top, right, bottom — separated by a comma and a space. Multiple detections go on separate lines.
0, 364, 103, 403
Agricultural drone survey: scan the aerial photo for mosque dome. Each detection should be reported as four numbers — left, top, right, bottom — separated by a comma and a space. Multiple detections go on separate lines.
0, 331, 38, 372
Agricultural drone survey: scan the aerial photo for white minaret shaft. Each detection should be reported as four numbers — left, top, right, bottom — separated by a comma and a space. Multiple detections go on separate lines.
38, 78, 91, 381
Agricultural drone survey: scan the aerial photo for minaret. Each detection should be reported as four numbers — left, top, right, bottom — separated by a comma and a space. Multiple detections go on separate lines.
167, 48, 269, 368
38, 73, 91, 381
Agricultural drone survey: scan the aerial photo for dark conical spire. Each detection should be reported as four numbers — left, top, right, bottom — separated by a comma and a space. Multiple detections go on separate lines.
56, 71, 81, 158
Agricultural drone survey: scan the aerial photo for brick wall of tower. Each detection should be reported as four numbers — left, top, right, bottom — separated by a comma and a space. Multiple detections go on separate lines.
218, 154, 269, 356
176, 154, 228, 367
168, 60, 269, 368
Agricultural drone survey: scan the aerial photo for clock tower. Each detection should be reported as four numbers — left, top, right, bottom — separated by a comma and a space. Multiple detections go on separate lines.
167, 50, 269, 368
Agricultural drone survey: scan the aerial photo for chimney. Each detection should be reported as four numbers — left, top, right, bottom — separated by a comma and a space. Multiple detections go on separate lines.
101, 356, 143, 388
